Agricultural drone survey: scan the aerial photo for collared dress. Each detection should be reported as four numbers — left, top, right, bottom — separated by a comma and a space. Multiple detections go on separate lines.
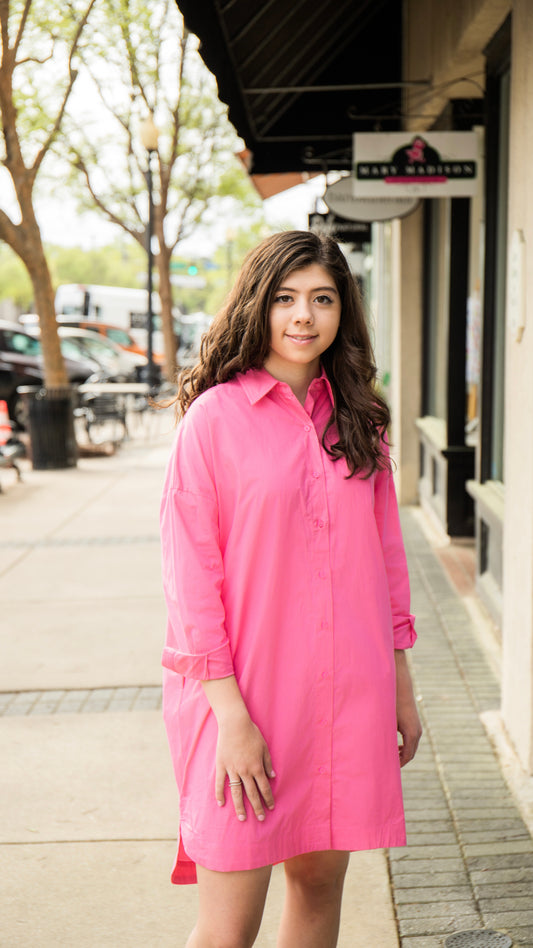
160, 366, 416, 884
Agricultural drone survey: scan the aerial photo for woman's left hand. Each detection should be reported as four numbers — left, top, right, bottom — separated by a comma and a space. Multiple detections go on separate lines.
395, 649, 423, 767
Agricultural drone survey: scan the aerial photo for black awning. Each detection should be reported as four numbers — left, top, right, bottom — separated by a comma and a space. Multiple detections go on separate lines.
177, 0, 408, 174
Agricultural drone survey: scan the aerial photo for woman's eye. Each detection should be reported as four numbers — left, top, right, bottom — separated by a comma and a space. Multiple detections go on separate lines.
274, 294, 292, 303
315, 295, 334, 304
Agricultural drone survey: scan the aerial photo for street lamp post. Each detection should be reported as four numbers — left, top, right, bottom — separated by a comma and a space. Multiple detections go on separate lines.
139, 115, 160, 393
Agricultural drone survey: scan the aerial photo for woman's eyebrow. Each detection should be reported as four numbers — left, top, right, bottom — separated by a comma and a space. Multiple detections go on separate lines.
277, 284, 339, 294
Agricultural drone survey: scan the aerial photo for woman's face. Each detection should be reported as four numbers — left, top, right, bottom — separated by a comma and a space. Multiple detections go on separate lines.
265, 263, 341, 376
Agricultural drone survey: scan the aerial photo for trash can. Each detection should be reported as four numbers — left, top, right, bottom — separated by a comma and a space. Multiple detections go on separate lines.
18, 386, 78, 470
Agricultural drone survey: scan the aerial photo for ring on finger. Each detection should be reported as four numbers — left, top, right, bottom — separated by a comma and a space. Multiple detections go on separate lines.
228, 779, 242, 786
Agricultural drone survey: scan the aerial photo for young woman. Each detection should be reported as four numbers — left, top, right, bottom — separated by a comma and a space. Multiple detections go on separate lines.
160, 230, 422, 948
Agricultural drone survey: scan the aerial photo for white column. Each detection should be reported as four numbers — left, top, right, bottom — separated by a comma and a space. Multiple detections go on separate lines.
501, 0, 533, 773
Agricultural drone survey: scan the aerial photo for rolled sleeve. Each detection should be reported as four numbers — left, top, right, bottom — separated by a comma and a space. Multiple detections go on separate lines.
374, 441, 417, 650
160, 405, 234, 681
391, 614, 417, 649
162, 642, 234, 679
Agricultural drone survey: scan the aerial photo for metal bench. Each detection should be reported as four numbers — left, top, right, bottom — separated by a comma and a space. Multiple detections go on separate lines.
0, 440, 25, 492
75, 382, 151, 446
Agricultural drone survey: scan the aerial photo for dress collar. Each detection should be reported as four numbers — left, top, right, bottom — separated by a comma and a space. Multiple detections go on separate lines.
238, 365, 334, 406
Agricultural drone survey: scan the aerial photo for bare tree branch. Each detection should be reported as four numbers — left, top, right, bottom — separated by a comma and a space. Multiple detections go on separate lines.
0, 206, 25, 256
72, 148, 143, 244
159, 29, 189, 214
12, 0, 32, 61
15, 51, 54, 67
32, 0, 97, 175
117, 11, 150, 114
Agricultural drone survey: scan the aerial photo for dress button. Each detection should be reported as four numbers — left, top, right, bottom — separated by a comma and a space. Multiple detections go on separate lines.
320, 619, 329, 630
320, 670, 329, 680
318, 766, 326, 775
318, 569, 326, 579
312, 471, 320, 479
304, 424, 311, 432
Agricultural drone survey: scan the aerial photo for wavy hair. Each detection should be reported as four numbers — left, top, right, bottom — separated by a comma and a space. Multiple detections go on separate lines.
175, 230, 390, 476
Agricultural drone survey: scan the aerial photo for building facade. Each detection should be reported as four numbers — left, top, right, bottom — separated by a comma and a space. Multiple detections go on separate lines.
391, 0, 533, 772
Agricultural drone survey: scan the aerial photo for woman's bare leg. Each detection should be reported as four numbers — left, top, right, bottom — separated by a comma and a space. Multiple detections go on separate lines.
277, 850, 350, 948
186, 863, 272, 948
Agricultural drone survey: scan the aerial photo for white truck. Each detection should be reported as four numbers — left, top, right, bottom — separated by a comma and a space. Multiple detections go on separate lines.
54, 284, 181, 358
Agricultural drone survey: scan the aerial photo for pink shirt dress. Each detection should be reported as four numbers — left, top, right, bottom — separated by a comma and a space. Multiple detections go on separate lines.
160, 367, 416, 884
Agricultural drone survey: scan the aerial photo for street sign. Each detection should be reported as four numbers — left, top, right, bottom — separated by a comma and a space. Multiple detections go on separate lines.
324, 176, 419, 222
170, 275, 206, 289
308, 212, 371, 243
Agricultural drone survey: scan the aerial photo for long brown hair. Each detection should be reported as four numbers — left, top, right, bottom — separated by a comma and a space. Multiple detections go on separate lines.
175, 230, 390, 476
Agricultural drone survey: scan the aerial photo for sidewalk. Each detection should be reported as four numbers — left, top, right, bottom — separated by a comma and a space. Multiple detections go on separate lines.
394, 512, 533, 948
1, 417, 532, 947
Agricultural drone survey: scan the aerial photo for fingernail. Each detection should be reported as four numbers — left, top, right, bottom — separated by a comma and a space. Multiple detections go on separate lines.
268, 803, 275, 809
270, 770, 276, 777
258, 814, 265, 821
217, 800, 223, 807
238, 814, 246, 822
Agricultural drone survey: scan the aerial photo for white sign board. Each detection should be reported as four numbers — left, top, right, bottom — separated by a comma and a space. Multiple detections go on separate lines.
353, 131, 479, 198
324, 176, 419, 222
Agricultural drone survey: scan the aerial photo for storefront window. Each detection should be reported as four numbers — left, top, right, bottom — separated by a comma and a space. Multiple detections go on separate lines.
368, 221, 393, 401
481, 15, 511, 486
423, 199, 450, 420
489, 69, 510, 482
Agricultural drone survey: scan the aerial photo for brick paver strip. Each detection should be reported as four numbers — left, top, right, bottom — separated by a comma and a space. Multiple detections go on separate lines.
0, 685, 161, 715
389, 511, 533, 946
0, 535, 161, 548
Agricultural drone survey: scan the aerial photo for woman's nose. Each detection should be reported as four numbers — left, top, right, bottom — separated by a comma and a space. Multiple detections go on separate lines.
294, 300, 313, 323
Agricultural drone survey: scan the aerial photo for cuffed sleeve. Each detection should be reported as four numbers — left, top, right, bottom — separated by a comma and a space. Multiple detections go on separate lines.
160, 404, 234, 681
391, 614, 417, 649
162, 642, 234, 679
374, 440, 417, 650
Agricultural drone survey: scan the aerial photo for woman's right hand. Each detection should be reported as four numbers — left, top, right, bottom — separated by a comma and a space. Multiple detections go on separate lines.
215, 710, 276, 822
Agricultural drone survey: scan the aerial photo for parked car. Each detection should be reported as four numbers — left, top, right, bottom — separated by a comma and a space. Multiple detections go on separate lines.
56, 320, 166, 365
55, 327, 155, 383
0, 321, 99, 428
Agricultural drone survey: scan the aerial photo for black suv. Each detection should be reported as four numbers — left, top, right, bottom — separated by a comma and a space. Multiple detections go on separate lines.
0, 321, 98, 428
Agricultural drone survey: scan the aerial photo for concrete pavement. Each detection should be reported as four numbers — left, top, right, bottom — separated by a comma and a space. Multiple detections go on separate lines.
0, 411, 398, 947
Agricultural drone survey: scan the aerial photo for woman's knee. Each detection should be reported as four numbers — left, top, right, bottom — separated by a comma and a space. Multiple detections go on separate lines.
284, 850, 350, 892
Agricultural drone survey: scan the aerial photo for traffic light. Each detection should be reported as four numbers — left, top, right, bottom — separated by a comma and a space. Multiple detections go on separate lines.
187, 265, 198, 275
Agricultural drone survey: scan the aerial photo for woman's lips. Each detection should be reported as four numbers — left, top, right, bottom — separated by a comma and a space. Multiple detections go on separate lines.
285, 334, 318, 345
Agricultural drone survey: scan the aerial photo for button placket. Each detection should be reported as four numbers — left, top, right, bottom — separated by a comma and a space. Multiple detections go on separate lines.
302, 406, 334, 818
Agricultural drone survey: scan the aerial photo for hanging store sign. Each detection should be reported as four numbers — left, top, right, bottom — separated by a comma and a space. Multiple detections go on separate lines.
308, 211, 371, 244
324, 176, 419, 222
353, 131, 479, 198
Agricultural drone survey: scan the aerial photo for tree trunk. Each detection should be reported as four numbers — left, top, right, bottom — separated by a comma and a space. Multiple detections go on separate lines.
25, 222, 68, 388
156, 244, 177, 381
